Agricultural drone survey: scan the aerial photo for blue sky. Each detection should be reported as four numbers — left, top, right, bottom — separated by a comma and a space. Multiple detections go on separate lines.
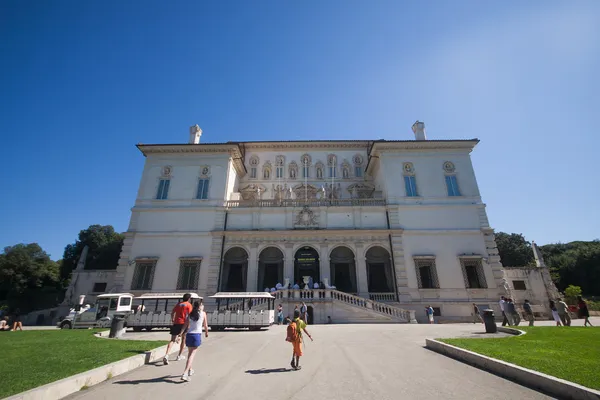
1, 1, 599, 260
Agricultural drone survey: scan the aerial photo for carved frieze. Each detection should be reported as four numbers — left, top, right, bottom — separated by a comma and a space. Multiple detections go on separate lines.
295, 205, 318, 227
239, 184, 267, 201
347, 183, 375, 199
293, 184, 318, 200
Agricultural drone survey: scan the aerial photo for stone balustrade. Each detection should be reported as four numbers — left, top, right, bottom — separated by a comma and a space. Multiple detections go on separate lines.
225, 198, 386, 208
368, 292, 397, 302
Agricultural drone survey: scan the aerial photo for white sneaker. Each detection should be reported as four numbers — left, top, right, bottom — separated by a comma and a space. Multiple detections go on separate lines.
181, 374, 190, 382
176, 355, 186, 362
189, 369, 195, 376
163, 357, 169, 365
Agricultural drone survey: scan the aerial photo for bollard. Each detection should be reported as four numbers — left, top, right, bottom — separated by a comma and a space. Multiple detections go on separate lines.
482, 309, 497, 333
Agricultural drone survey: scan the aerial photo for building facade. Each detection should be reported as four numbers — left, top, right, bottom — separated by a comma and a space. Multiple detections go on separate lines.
111, 122, 507, 322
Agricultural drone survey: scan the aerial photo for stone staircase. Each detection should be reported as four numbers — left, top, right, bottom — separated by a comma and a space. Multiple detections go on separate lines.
271, 289, 417, 324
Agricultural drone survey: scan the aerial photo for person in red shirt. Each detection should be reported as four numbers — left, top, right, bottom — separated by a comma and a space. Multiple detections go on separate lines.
163, 293, 193, 365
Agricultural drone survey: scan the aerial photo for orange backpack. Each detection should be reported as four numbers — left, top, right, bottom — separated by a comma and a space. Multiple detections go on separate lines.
286, 320, 299, 342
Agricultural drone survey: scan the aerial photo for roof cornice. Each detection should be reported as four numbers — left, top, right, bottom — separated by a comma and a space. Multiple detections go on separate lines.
241, 141, 371, 150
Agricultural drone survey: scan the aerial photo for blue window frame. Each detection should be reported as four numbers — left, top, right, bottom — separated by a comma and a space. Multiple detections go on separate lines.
196, 179, 210, 200
329, 166, 336, 178
276, 167, 283, 178
303, 166, 309, 178
355, 166, 363, 178
404, 175, 418, 197
156, 179, 170, 200
445, 175, 461, 196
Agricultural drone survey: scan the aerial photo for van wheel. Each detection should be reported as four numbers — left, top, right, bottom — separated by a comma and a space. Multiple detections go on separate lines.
133, 327, 143, 332
60, 321, 72, 329
145, 327, 153, 331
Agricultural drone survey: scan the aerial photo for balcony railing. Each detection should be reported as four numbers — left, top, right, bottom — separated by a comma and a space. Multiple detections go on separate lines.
225, 198, 386, 208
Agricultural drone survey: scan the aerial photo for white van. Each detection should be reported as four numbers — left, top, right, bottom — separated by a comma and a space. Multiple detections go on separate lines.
58, 293, 133, 329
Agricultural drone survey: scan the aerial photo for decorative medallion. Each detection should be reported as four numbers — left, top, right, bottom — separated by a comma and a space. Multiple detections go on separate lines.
275, 155, 285, 166
353, 154, 363, 165
161, 166, 172, 177
249, 155, 260, 166
295, 205, 318, 227
443, 161, 455, 173
200, 166, 210, 176
403, 162, 414, 174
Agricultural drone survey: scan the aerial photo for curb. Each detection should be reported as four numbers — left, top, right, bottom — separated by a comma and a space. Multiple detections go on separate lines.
425, 338, 600, 400
6, 339, 176, 400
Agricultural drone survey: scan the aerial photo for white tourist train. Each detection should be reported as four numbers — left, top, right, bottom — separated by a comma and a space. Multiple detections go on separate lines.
57, 292, 202, 330
207, 292, 275, 331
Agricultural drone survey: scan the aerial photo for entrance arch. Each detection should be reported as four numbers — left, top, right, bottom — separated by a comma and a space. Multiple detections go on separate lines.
330, 246, 357, 293
294, 246, 320, 287
258, 247, 284, 290
221, 247, 248, 291
366, 246, 394, 293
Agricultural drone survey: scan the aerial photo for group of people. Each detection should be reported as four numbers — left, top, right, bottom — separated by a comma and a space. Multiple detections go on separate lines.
0, 309, 22, 331
264, 278, 337, 293
497, 295, 593, 327
161, 293, 209, 382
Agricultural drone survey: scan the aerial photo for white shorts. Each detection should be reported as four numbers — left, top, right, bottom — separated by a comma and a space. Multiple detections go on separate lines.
428, 314, 434, 322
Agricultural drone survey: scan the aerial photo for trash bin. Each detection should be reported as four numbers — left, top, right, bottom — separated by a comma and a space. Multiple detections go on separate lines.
482, 309, 497, 333
109, 316, 126, 339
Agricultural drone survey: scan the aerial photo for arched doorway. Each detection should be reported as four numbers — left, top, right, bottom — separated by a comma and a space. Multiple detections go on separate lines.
258, 247, 284, 290
330, 246, 357, 293
294, 246, 320, 287
366, 246, 394, 293
221, 247, 248, 291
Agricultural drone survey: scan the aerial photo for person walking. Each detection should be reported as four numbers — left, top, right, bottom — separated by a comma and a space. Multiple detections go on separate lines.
472, 303, 483, 324
523, 299, 535, 326
504, 299, 516, 326
549, 300, 562, 326
425, 305, 434, 324
556, 298, 571, 326
163, 293, 193, 365
499, 296, 509, 326
300, 302, 308, 324
286, 309, 313, 371
180, 300, 208, 382
577, 296, 593, 327
277, 304, 284, 325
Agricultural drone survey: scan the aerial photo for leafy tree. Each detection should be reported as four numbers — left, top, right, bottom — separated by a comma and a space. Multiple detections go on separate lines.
61, 225, 124, 281
564, 285, 582, 304
0, 243, 63, 312
495, 232, 535, 268
541, 241, 600, 295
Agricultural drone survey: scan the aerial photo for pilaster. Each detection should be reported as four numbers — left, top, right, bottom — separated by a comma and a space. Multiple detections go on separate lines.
320, 243, 330, 283
284, 243, 294, 286
246, 242, 259, 292
355, 242, 369, 297
390, 234, 411, 302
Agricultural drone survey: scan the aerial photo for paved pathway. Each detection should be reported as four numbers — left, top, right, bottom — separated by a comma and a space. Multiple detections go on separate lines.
66, 323, 560, 400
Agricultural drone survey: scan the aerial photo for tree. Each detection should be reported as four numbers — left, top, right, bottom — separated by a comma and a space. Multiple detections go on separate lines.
564, 285, 582, 304
495, 232, 535, 268
61, 225, 124, 281
541, 241, 600, 295
0, 243, 63, 312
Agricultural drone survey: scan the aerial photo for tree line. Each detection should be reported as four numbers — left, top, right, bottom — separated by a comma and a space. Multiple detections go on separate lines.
0, 225, 124, 314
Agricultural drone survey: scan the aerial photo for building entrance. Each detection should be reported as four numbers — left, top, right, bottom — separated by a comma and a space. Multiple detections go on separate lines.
294, 247, 320, 287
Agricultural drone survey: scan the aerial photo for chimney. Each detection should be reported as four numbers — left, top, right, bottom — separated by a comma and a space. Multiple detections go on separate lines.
411, 121, 427, 141
189, 125, 202, 144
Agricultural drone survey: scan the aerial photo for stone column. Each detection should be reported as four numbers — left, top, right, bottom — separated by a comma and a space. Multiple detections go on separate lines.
355, 242, 369, 297
320, 243, 330, 284
284, 243, 294, 286
246, 243, 259, 292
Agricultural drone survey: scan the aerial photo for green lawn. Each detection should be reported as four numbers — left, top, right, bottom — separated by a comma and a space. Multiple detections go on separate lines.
441, 327, 600, 390
0, 330, 166, 398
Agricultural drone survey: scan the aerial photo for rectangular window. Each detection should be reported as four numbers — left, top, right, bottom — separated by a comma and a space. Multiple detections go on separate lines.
404, 175, 418, 197
460, 258, 487, 289
354, 166, 363, 178
329, 166, 336, 178
445, 175, 461, 196
131, 261, 156, 290
276, 167, 283, 178
177, 260, 201, 290
196, 178, 209, 200
513, 280, 527, 290
414, 258, 439, 289
303, 166, 309, 178
156, 179, 170, 200
92, 282, 107, 293
250, 167, 257, 179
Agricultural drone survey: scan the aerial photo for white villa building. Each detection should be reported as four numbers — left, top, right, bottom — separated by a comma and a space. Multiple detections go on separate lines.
106, 122, 510, 323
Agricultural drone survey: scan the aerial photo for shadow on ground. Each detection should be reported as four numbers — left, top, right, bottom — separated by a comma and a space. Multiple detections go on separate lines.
245, 368, 292, 374
114, 375, 183, 385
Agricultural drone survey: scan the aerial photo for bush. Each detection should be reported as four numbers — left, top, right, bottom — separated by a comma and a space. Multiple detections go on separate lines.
587, 301, 600, 311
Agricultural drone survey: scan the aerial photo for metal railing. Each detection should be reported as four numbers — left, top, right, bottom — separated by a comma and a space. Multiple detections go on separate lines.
225, 198, 386, 208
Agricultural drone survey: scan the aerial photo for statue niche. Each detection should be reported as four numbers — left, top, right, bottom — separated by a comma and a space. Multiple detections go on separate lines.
293, 184, 318, 200
289, 161, 298, 180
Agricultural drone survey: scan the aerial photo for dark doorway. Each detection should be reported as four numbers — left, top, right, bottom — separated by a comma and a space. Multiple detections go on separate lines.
330, 246, 357, 293
366, 246, 394, 293
334, 264, 354, 292
264, 263, 279, 289
368, 263, 391, 292
294, 247, 320, 286
307, 305, 314, 325
227, 264, 245, 291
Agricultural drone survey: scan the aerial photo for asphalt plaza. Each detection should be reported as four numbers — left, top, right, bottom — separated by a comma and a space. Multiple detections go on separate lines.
63, 322, 566, 400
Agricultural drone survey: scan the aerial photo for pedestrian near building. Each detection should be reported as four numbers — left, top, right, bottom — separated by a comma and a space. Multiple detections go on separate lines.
277, 304, 284, 325
549, 300, 562, 326
499, 296, 509, 326
286, 309, 313, 370
577, 296, 593, 327
523, 299, 535, 326
425, 305, 434, 324
163, 293, 193, 365
300, 302, 308, 323
556, 298, 571, 326
472, 303, 483, 324
180, 301, 208, 382
504, 299, 516, 326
